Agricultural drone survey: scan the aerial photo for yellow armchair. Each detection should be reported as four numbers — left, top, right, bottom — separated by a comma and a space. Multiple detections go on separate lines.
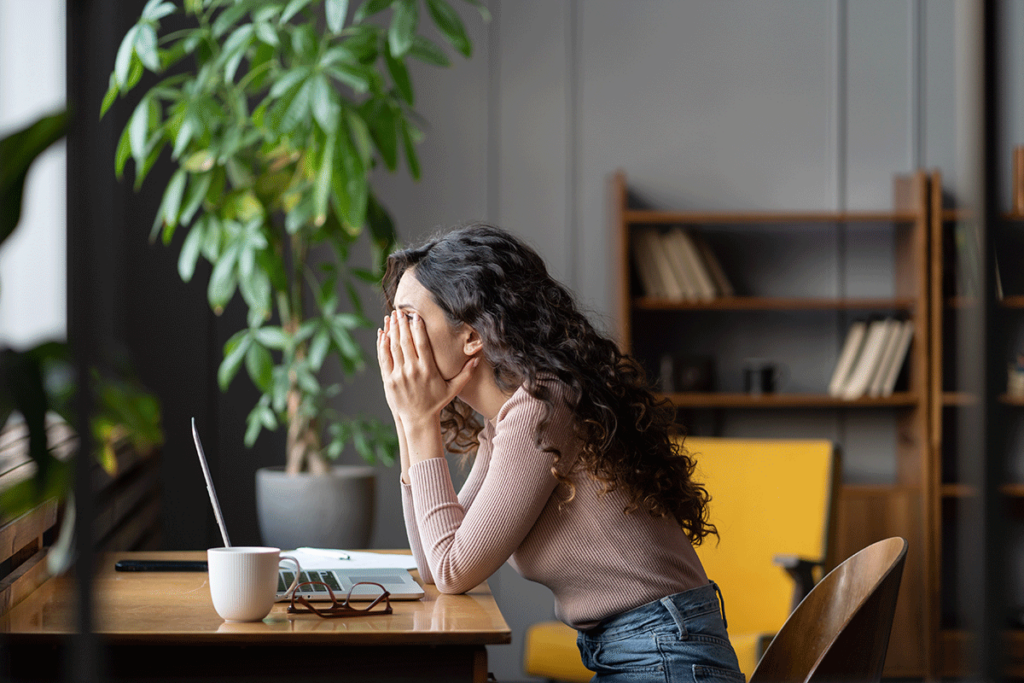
523, 437, 839, 681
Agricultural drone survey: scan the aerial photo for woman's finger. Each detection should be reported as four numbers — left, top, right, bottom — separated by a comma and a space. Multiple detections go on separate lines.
376, 326, 392, 373
397, 310, 416, 363
408, 312, 433, 361
388, 312, 404, 367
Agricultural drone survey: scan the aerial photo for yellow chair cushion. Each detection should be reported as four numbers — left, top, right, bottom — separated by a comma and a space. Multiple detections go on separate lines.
523, 620, 593, 682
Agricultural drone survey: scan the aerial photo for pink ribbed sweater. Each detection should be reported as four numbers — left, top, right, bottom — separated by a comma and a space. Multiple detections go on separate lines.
401, 384, 708, 630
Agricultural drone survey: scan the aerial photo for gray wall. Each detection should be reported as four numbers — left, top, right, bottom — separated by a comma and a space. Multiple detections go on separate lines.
328, 2, 1024, 681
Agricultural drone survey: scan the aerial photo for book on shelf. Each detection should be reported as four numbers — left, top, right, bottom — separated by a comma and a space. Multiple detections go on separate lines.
867, 319, 906, 397
689, 230, 735, 297
669, 228, 717, 300
828, 320, 868, 397
646, 230, 686, 299
660, 229, 701, 300
631, 226, 735, 301
875, 320, 914, 397
631, 230, 669, 298
840, 318, 895, 400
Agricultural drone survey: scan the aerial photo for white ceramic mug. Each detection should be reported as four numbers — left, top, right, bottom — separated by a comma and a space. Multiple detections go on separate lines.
207, 546, 301, 622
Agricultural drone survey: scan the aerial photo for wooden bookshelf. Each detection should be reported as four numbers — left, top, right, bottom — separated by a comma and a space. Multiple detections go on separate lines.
614, 169, 932, 677
928, 169, 1024, 678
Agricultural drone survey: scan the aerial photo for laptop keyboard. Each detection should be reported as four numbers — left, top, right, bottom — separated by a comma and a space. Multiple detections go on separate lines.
279, 570, 343, 593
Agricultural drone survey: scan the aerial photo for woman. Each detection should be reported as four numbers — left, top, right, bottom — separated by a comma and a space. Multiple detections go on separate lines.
376, 224, 742, 683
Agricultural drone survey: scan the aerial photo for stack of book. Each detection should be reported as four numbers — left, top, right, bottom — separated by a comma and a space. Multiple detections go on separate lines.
827, 318, 914, 400
631, 227, 734, 300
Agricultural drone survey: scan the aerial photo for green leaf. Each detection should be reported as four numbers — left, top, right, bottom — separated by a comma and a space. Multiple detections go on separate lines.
212, 1, 252, 38
280, 78, 313, 133
135, 23, 161, 71
179, 170, 213, 225
208, 241, 241, 313
157, 168, 188, 238
401, 119, 420, 180
245, 406, 264, 446
280, 0, 315, 24
245, 341, 274, 392
388, 0, 418, 58
253, 326, 290, 350
178, 219, 205, 282
100, 73, 120, 119
314, 131, 335, 225
268, 66, 310, 98
142, 0, 176, 21
338, 131, 367, 228
218, 331, 252, 390
384, 41, 413, 105
114, 26, 140, 87
254, 21, 279, 47
308, 327, 331, 370
330, 323, 361, 369
354, 0, 393, 23
361, 99, 397, 171
425, 0, 471, 57
408, 35, 450, 67
171, 114, 195, 160
114, 123, 132, 180
128, 95, 154, 169
326, 0, 349, 33
324, 64, 371, 94
310, 74, 340, 132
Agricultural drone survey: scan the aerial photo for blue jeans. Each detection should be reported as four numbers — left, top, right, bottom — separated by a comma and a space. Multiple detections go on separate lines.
576, 582, 745, 683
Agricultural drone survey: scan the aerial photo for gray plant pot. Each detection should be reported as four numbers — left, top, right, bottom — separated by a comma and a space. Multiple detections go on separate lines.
255, 465, 376, 550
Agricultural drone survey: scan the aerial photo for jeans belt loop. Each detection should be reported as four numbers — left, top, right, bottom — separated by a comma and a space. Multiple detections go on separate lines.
659, 595, 689, 640
710, 580, 728, 630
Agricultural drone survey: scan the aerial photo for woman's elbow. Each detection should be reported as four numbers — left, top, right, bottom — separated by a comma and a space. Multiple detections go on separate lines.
433, 574, 474, 595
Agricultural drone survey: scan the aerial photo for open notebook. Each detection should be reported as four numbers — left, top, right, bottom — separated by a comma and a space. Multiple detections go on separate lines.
191, 419, 424, 601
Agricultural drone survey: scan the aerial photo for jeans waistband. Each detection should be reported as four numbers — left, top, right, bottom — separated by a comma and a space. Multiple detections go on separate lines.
586, 582, 727, 637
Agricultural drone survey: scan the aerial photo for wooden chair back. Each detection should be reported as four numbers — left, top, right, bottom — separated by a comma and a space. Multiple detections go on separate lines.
750, 536, 908, 683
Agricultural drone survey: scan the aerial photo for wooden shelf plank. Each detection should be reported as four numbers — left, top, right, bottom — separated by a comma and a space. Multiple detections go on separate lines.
624, 209, 918, 224
1000, 394, 1024, 406
942, 392, 979, 406
1002, 295, 1024, 309
939, 483, 1024, 498
659, 392, 917, 408
634, 296, 917, 311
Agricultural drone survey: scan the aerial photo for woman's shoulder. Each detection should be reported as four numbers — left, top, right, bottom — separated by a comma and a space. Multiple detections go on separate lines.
494, 378, 576, 438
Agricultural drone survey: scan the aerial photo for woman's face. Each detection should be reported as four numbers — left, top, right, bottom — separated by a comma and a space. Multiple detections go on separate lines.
392, 267, 477, 380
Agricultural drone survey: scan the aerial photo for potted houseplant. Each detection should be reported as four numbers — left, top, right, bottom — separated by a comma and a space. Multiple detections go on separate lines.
102, 0, 483, 547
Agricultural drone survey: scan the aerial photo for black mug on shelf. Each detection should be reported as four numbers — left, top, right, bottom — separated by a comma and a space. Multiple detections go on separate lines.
743, 359, 787, 396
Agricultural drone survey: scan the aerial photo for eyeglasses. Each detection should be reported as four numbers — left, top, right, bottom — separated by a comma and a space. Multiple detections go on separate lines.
286, 581, 393, 618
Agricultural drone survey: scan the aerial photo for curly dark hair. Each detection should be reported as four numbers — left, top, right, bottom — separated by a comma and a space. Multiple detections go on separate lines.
382, 223, 715, 545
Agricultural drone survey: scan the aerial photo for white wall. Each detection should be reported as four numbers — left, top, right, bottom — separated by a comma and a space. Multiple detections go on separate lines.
0, 0, 67, 348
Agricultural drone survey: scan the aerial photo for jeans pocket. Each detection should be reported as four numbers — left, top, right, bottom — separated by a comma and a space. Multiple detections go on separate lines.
580, 630, 666, 677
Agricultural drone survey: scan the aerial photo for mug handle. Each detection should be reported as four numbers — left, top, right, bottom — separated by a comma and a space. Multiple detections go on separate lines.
279, 555, 302, 599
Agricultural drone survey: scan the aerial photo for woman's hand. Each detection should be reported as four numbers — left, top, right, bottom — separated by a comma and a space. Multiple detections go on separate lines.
376, 310, 478, 427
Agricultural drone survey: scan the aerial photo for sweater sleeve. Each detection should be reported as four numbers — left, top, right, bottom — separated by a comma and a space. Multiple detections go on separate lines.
400, 421, 494, 585
408, 388, 572, 594
400, 481, 433, 584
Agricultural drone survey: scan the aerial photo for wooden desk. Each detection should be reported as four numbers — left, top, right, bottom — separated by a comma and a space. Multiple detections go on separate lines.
0, 551, 511, 682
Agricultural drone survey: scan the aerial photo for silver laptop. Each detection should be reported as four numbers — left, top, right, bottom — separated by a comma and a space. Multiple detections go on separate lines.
191, 419, 424, 601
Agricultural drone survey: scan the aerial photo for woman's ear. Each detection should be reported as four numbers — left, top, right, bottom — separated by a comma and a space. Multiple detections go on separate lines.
463, 326, 483, 356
